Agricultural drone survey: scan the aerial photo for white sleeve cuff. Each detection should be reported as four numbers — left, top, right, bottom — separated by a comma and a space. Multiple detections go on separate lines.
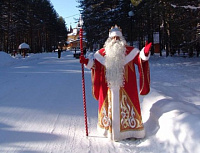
85, 58, 94, 69
140, 47, 150, 61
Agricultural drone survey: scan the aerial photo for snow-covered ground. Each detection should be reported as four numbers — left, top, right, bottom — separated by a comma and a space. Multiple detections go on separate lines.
0, 51, 200, 153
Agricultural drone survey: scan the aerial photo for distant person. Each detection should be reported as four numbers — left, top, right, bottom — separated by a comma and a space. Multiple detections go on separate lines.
58, 49, 61, 58
83, 47, 86, 55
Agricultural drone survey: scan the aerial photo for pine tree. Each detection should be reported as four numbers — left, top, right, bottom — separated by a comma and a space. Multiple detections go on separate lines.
78, 0, 199, 57
0, 0, 68, 53
78, 0, 133, 49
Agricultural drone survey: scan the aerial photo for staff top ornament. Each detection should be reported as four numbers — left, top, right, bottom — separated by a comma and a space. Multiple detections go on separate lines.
79, 14, 84, 27
131, 0, 142, 6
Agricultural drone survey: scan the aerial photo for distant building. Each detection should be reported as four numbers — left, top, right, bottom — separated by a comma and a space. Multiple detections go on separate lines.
153, 32, 160, 53
66, 25, 87, 50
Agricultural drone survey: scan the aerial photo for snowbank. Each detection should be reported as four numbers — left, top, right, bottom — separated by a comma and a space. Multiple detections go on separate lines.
0, 51, 15, 67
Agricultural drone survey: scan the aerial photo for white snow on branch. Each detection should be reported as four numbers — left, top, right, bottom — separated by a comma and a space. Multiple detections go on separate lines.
171, 4, 200, 10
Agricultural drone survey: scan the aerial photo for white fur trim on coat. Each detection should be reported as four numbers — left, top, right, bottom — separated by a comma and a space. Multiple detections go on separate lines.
94, 50, 105, 66
94, 48, 140, 67
109, 31, 122, 38
140, 47, 150, 61
85, 58, 94, 69
125, 48, 140, 65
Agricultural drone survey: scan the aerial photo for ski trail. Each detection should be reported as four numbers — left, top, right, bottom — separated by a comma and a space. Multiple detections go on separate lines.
50, 114, 60, 134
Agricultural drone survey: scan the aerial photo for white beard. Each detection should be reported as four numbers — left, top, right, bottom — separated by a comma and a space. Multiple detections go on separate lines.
104, 37, 126, 88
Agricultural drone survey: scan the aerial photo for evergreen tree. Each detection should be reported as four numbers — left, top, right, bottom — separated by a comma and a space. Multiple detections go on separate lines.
78, 0, 132, 49
0, 0, 68, 53
78, 0, 199, 57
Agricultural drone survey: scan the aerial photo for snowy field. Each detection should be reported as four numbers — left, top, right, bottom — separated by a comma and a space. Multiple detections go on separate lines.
0, 50, 200, 153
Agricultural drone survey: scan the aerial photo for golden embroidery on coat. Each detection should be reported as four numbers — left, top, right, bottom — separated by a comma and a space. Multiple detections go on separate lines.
121, 94, 136, 128
98, 89, 112, 131
120, 89, 144, 131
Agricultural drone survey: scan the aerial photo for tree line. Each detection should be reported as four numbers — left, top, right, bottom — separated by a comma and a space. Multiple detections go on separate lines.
0, 0, 68, 53
78, 0, 200, 57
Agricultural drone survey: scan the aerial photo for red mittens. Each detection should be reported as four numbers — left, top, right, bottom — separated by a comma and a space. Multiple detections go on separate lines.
80, 55, 89, 65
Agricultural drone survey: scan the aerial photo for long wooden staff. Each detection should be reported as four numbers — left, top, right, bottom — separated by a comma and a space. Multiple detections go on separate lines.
79, 15, 88, 136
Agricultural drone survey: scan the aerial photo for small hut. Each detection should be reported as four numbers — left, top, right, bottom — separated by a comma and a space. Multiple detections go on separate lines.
18, 42, 30, 57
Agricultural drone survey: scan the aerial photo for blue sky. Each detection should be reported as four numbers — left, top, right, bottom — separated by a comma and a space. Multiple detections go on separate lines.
50, 0, 80, 29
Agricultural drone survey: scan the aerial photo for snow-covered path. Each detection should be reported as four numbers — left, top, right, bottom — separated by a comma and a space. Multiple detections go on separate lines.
0, 51, 200, 153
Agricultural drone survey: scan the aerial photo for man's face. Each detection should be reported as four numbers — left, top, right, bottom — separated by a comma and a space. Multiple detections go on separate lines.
111, 36, 120, 41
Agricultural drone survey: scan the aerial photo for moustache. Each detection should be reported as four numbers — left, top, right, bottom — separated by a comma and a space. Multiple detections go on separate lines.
110, 39, 120, 45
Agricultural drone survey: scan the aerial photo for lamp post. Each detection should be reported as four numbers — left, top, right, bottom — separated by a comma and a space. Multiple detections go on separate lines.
128, 10, 134, 46
159, 24, 164, 57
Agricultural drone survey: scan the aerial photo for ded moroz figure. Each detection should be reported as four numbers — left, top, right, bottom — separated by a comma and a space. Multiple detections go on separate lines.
80, 25, 152, 141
